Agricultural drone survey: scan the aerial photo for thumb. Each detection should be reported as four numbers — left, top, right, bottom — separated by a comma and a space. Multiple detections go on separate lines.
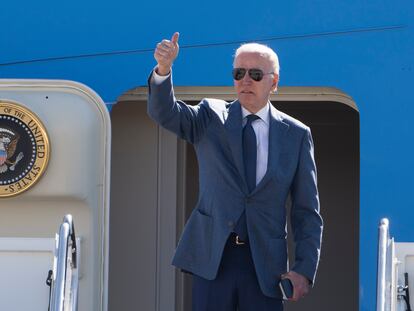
171, 32, 180, 46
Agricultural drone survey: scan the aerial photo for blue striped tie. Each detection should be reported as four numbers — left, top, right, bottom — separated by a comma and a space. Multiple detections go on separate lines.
234, 114, 259, 241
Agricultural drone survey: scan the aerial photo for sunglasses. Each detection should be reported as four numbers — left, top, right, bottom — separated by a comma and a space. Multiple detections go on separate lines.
232, 68, 274, 82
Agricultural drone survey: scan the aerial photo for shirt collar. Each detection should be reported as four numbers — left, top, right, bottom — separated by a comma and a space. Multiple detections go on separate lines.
241, 102, 270, 125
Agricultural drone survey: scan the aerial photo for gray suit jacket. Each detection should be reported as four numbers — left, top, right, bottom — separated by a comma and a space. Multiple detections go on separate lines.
147, 72, 323, 299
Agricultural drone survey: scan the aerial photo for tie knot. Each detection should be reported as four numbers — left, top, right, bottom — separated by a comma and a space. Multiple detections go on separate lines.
246, 114, 260, 125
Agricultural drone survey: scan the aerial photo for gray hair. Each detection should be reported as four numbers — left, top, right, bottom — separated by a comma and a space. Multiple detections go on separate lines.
234, 43, 280, 75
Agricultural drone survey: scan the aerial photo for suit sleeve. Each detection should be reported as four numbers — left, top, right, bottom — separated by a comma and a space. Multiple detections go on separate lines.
290, 128, 323, 285
147, 70, 212, 144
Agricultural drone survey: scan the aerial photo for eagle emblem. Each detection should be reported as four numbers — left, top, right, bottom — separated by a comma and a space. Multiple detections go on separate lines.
0, 101, 50, 197
0, 127, 24, 174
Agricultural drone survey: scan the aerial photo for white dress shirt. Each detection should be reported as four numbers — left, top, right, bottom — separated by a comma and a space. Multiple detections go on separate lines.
152, 69, 170, 83
152, 68, 270, 185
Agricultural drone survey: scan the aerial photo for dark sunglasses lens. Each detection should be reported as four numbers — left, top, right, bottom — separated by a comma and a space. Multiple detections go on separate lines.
232, 68, 246, 80
249, 69, 264, 81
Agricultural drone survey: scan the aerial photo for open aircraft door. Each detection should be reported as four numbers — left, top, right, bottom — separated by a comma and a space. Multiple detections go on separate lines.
0, 80, 111, 310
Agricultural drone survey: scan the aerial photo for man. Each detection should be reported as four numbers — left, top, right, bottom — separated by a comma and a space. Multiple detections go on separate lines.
148, 32, 323, 311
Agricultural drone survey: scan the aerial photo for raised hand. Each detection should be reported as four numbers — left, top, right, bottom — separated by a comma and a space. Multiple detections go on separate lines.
154, 32, 180, 76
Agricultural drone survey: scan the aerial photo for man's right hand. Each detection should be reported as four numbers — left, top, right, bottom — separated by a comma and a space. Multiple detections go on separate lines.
154, 32, 180, 76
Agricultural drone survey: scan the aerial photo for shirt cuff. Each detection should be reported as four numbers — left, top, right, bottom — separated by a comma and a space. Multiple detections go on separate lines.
152, 68, 170, 84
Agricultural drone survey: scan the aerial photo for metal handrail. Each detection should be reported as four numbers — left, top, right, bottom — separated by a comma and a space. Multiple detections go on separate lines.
63, 215, 77, 267
49, 215, 79, 311
377, 218, 390, 311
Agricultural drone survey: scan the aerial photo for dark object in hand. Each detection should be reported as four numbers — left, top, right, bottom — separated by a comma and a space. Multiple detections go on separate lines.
279, 278, 294, 300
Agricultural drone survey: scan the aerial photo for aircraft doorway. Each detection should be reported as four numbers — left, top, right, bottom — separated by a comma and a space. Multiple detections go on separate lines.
109, 87, 359, 311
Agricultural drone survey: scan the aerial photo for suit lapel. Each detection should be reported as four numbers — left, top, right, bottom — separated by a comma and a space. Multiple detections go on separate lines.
252, 103, 289, 194
224, 101, 249, 194
224, 101, 290, 195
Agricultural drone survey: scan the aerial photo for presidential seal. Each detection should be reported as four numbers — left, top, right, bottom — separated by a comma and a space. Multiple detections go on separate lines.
0, 101, 50, 197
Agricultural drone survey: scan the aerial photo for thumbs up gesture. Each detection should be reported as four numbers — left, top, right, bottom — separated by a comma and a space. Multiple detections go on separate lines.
154, 32, 180, 76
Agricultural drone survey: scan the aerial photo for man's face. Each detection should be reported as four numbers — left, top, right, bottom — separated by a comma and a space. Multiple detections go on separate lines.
233, 52, 279, 113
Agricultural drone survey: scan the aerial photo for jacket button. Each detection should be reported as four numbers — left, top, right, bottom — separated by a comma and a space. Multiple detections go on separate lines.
228, 221, 234, 228
245, 198, 252, 204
